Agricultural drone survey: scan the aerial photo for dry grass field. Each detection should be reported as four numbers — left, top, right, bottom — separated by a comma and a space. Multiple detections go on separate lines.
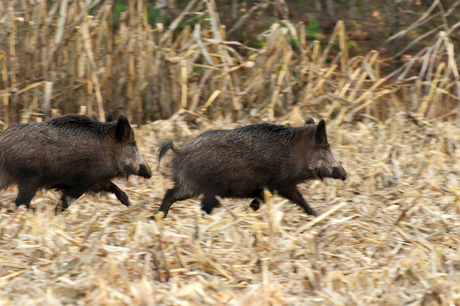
0, 111, 460, 305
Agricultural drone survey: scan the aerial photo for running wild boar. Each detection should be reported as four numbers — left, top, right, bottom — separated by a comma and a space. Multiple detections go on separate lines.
156, 118, 348, 218
0, 114, 153, 213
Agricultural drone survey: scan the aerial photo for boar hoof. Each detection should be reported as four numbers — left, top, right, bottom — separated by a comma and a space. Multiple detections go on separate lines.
151, 210, 167, 220
305, 208, 317, 217
250, 198, 261, 211
117, 192, 130, 207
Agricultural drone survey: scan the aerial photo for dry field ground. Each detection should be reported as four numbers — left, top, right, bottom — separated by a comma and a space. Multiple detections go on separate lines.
0, 111, 459, 305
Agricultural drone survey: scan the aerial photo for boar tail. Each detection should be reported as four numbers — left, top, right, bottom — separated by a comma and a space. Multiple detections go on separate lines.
158, 139, 179, 163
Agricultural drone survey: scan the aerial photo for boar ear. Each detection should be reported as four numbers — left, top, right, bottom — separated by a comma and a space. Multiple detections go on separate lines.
305, 117, 315, 125
116, 116, 132, 142
105, 114, 115, 122
315, 119, 328, 145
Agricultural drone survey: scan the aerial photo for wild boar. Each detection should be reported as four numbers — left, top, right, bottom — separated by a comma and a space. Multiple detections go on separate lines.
0, 114, 153, 213
156, 118, 348, 218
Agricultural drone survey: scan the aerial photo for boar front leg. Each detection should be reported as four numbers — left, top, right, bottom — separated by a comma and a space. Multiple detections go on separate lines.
201, 193, 220, 214
91, 180, 130, 207
15, 181, 40, 209
107, 182, 130, 207
278, 185, 317, 216
249, 189, 264, 211
56, 186, 88, 214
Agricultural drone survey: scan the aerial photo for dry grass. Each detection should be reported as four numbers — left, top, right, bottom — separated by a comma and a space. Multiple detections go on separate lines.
0, 111, 459, 305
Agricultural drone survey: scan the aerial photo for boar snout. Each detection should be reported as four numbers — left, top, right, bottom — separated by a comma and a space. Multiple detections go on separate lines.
138, 163, 153, 179
339, 166, 349, 181
331, 166, 349, 181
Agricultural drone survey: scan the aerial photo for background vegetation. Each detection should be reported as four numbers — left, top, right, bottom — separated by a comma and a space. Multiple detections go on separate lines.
0, 0, 459, 126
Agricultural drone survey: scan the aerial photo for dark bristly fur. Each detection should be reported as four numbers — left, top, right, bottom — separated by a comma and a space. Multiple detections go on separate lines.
0, 149, 3, 177
0, 114, 153, 213
155, 119, 349, 218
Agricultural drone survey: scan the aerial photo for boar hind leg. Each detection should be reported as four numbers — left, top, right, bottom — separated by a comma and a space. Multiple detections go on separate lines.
156, 186, 194, 218
15, 182, 40, 209
56, 186, 88, 214
278, 186, 317, 216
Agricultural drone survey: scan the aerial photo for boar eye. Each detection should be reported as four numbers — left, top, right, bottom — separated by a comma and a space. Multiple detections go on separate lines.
131, 141, 137, 147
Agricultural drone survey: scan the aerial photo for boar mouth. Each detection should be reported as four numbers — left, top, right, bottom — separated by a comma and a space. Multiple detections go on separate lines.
122, 164, 152, 179
123, 164, 135, 179
316, 167, 349, 181
315, 168, 327, 181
